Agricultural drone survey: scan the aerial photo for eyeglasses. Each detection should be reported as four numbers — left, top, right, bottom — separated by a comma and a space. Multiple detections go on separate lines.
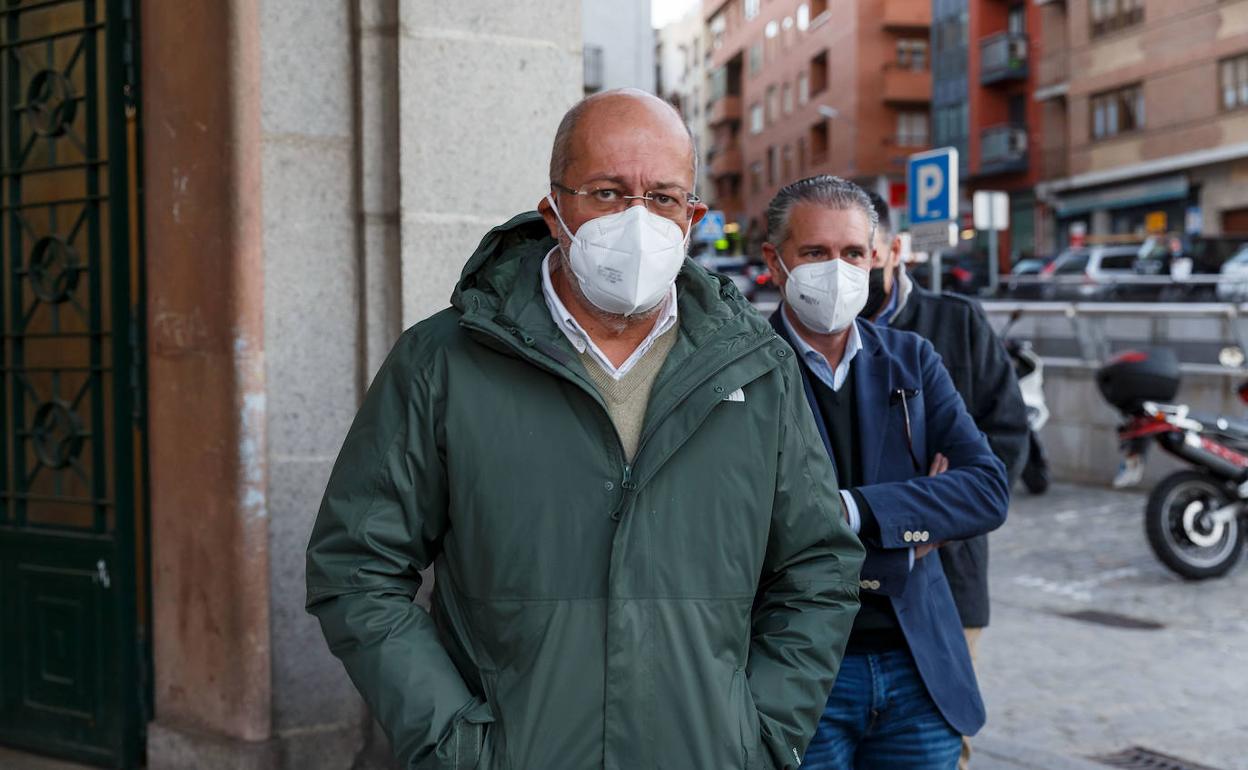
551, 181, 701, 219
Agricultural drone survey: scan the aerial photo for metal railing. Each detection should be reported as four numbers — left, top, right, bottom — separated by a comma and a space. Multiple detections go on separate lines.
981, 299, 1248, 378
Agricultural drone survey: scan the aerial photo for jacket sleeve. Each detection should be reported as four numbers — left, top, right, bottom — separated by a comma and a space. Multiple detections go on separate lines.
966, 301, 1030, 484
749, 361, 865, 770
854, 340, 1010, 551
305, 335, 482, 770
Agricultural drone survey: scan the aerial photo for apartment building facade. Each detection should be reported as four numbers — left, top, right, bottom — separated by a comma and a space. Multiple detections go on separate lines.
656, 6, 714, 205
1034, 0, 1248, 251
705, 0, 933, 248
967, 0, 1043, 260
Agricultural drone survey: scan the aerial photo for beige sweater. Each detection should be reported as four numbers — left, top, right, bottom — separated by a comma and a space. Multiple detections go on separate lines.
578, 324, 680, 462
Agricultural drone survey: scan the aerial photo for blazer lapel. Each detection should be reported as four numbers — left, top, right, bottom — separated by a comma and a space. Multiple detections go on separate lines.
853, 322, 894, 483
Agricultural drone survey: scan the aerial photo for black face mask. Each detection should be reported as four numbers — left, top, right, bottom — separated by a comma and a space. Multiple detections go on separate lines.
859, 267, 890, 319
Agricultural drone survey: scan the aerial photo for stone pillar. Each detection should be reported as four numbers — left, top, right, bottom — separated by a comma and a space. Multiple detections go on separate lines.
396, 1, 583, 325
142, 0, 275, 766
141, 1, 581, 768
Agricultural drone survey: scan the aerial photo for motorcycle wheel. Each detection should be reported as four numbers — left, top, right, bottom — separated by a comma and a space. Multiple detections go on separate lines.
1021, 433, 1049, 495
1144, 470, 1245, 580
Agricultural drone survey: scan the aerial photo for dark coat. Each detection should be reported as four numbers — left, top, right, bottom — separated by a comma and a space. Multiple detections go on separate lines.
771, 312, 1010, 736
888, 281, 1030, 628
306, 212, 865, 770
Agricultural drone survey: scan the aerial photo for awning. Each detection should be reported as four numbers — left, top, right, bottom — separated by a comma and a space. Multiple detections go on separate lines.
1053, 175, 1189, 218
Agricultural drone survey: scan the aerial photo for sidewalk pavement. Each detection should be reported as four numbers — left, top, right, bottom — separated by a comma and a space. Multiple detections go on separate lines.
973, 733, 1118, 770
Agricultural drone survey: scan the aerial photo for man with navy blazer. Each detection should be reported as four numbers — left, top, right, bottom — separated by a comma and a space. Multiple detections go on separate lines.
759, 176, 1010, 770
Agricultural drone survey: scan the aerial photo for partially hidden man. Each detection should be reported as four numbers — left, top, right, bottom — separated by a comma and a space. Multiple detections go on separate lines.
304, 90, 865, 770
761, 176, 1010, 769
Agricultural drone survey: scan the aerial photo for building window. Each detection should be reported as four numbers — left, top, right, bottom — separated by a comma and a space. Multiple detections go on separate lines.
810, 51, 828, 96
897, 39, 928, 71
810, 0, 829, 20
750, 102, 764, 134
765, 20, 779, 39
745, 0, 761, 21
797, 3, 810, 31
1221, 54, 1248, 111
584, 46, 604, 94
783, 82, 794, 114
1090, 84, 1144, 140
798, 136, 808, 173
782, 144, 793, 181
798, 72, 809, 105
897, 111, 929, 147
766, 85, 779, 124
750, 161, 763, 194
749, 42, 763, 75
767, 145, 778, 186
810, 120, 830, 165
710, 12, 726, 51
1090, 0, 1143, 38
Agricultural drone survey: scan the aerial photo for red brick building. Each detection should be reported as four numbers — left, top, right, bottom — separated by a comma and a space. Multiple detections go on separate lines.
967, 0, 1043, 262
704, 0, 933, 249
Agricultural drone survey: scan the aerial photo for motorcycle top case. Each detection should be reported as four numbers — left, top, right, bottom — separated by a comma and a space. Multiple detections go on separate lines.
1096, 348, 1181, 412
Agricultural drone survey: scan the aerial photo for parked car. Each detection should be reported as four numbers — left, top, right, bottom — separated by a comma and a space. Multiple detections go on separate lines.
1136, 234, 1248, 300
1216, 244, 1248, 302
1042, 244, 1141, 300
907, 251, 987, 295
1006, 256, 1054, 299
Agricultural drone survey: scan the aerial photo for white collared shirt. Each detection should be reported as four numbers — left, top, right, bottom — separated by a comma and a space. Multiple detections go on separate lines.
780, 308, 863, 392
540, 249, 679, 380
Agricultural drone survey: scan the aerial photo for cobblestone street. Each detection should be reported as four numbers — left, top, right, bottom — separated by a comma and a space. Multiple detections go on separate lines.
975, 483, 1248, 770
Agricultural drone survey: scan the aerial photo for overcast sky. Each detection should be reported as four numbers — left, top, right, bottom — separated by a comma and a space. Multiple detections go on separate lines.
651, 0, 700, 29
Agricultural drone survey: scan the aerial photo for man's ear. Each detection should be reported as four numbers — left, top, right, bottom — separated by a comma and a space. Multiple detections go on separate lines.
689, 202, 709, 230
762, 242, 785, 291
537, 194, 561, 241
888, 234, 904, 270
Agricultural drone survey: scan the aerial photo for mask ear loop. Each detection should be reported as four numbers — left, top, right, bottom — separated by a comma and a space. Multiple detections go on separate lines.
545, 193, 577, 243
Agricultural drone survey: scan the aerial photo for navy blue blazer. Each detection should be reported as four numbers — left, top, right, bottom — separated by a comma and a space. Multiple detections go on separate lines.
770, 310, 1009, 736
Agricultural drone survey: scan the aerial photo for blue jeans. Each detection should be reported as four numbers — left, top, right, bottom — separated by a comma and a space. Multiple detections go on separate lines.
802, 649, 961, 770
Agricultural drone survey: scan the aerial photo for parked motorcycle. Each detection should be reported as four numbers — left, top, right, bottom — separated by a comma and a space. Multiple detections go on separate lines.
1001, 310, 1050, 494
1097, 348, 1247, 579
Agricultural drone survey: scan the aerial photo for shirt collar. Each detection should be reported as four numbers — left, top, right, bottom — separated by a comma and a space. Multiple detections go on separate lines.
540, 248, 678, 380
880, 265, 914, 324
780, 305, 862, 392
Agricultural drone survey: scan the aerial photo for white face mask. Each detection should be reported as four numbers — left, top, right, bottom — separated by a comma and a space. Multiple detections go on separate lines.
547, 195, 690, 316
778, 256, 870, 334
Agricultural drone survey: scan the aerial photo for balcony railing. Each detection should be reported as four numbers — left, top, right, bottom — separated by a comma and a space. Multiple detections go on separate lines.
980, 32, 1028, 85
979, 124, 1028, 176
882, 65, 931, 105
882, 0, 931, 29
708, 94, 742, 126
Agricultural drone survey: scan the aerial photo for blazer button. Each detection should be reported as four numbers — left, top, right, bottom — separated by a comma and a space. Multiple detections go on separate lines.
921, 532, 931, 542
859, 579, 870, 589
871, 580, 881, 590
903, 531, 914, 543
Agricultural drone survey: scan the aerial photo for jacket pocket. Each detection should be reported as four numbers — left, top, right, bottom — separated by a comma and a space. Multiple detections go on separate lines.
477, 670, 509, 770
435, 696, 494, 770
731, 667, 764, 770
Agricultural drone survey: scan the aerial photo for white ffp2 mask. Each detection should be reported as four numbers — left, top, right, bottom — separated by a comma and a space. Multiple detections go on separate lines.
779, 257, 870, 334
547, 195, 689, 316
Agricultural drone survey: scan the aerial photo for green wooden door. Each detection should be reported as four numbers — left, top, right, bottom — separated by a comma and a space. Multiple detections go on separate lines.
0, 1, 146, 767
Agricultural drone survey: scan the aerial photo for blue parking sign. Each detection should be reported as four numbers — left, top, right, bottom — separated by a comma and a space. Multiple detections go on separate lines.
907, 148, 959, 225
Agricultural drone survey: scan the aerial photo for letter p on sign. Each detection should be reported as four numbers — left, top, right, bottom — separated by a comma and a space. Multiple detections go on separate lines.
916, 165, 943, 219
906, 147, 958, 226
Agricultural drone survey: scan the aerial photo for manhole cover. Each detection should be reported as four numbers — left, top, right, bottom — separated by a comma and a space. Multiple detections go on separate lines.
1059, 609, 1165, 630
1091, 746, 1223, 770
